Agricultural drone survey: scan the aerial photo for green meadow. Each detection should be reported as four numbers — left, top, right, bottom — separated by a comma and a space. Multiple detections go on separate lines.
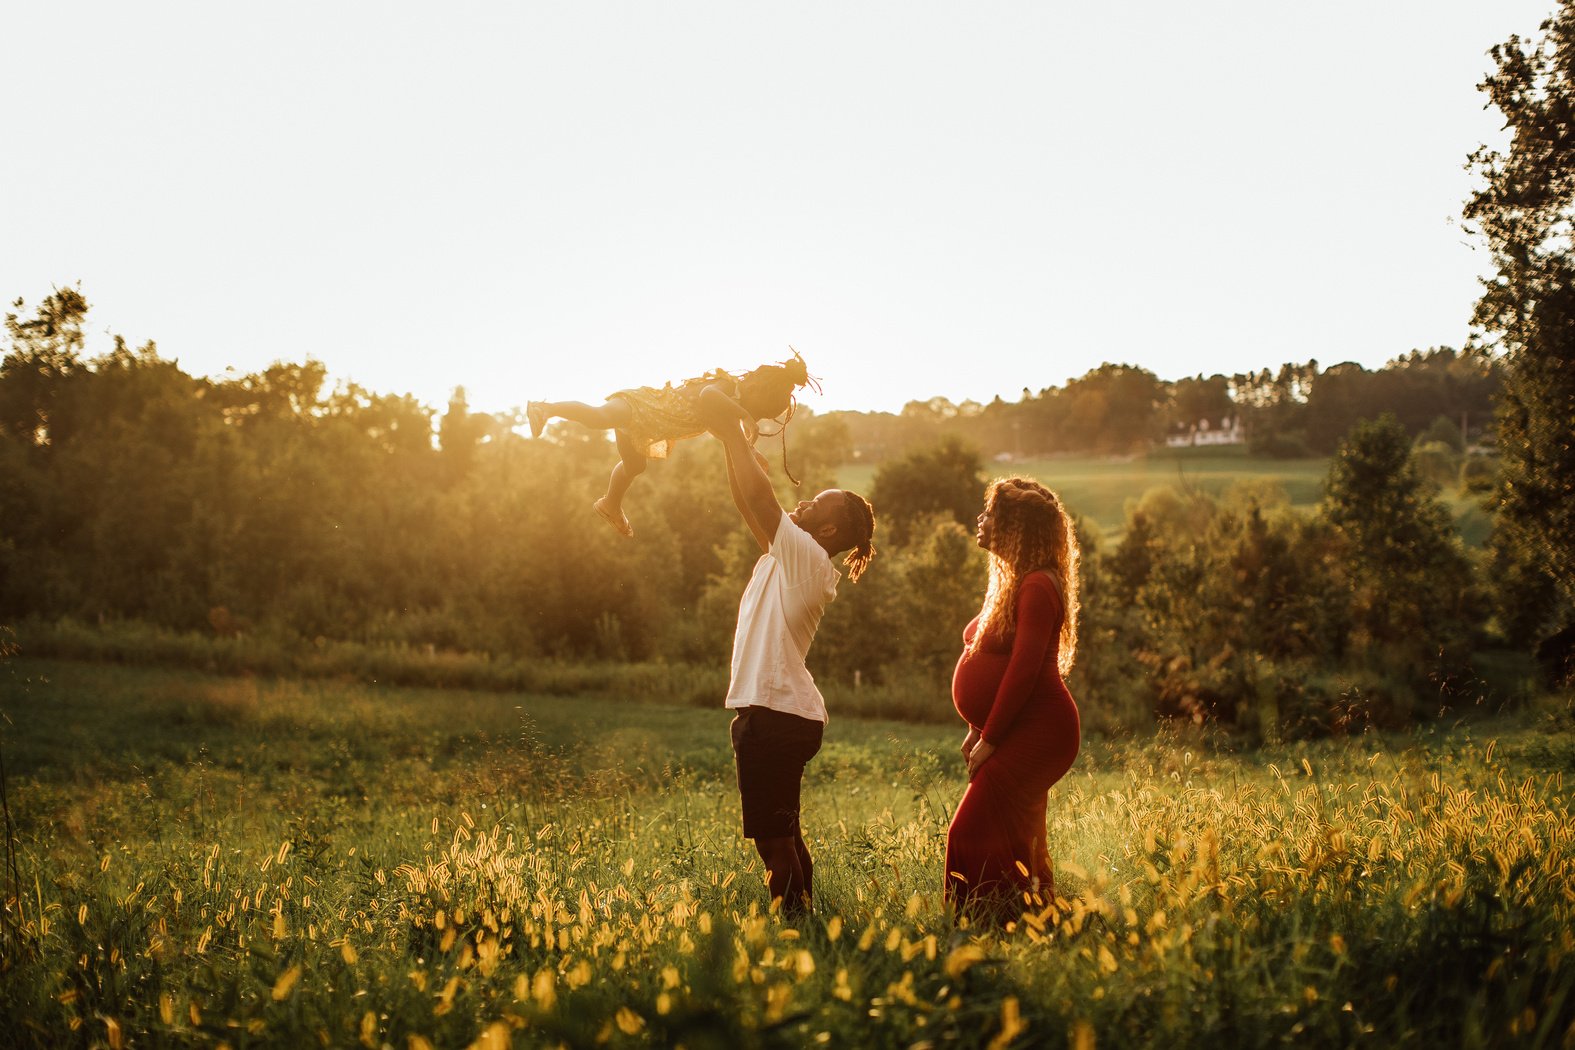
835, 448, 1493, 544
2, 658, 1571, 1047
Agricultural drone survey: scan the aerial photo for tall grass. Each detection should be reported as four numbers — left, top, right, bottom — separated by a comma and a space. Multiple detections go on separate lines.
1, 659, 1572, 1046
12, 618, 961, 725
15, 615, 727, 700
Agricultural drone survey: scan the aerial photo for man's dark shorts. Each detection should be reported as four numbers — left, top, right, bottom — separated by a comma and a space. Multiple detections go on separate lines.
730, 705, 824, 839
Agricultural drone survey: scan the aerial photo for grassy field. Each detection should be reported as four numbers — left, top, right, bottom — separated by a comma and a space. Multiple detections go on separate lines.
2, 658, 1572, 1047
835, 447, 1493, 544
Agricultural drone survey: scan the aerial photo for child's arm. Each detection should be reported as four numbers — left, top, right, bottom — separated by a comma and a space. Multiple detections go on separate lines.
700, 381, 759, 443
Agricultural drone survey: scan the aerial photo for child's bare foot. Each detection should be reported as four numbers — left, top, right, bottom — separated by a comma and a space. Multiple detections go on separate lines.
527, 402, 549, 439
594, 497, 633, 538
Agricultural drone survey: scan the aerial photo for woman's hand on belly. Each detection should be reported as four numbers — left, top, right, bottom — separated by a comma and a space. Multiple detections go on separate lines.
966, 738, 997, 781
960, 726, 981, 764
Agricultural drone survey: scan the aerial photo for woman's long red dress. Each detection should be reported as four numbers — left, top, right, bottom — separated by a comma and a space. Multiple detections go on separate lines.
945, 572, 1080, 917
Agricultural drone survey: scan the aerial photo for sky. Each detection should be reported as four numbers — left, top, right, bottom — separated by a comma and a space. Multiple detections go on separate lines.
1, 1, 1555, 417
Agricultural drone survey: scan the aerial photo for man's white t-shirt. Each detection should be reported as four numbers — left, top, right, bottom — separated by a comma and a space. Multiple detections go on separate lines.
725, 510, 842, 723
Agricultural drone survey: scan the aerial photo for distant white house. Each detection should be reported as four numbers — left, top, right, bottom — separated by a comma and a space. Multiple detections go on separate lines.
1166, 415, 1244, 448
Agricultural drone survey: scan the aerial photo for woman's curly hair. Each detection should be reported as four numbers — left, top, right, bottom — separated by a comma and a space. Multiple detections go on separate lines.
969, 477, 1080, 675
840, 490, 876, 582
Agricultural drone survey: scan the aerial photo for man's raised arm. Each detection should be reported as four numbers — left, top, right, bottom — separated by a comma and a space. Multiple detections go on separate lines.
725, 444, 773, 553
701, 387, 782, 550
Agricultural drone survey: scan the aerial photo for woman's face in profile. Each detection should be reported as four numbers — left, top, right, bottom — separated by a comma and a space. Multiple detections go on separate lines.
975, 507, 996, 552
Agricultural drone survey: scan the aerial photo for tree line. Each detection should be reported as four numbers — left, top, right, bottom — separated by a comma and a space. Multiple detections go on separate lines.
1, 285, 1553, 739
829, 350, 1501, 463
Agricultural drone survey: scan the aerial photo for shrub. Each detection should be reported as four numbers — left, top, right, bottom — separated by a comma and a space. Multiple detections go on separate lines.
1249, 431, 1313, 459
1458, 452, 1497, 494
1411, 440, 1461, 489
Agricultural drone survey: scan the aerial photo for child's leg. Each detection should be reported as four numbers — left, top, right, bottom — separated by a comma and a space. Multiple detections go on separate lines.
528, 397, 633, 438
593, 429, 646, 538
538, 399, 633, 430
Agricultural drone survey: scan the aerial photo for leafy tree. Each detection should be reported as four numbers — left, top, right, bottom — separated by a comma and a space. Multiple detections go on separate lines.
1124, 489, 1275, 725
869, 435, 986, 546
439, 386, 487, 480
1302, 362, 1379, 453
0, 286, 87, 446
1299, 352, 1496, 455
1458, 452, 1498, 495
1165, 374, 1235, 445
772, 410, 851, 496
1466, 5, 1575, 669
1097, 483, 1351, 734
1321, 416, 1479, 704
1062, 518, 1140, 732
1104, 506, 1161, 609
1410, 441, 1462, 491
1057, 363, 1167, 453
1238, 361, 1315, 455
888, 517, 984, 675
1419, 414, 1465, 453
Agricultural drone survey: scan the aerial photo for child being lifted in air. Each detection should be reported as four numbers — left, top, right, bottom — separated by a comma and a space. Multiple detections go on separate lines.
527, 352, 815, 538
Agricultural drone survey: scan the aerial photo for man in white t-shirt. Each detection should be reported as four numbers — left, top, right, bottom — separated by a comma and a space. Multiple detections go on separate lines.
702, 391, 876, 918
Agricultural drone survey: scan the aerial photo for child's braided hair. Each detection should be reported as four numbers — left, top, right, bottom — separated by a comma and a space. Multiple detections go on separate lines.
737, 349, 818, 485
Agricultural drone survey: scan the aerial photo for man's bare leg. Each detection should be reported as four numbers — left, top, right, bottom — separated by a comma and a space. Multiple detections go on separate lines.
755, 835, 810, 919
794, 830, 814, 911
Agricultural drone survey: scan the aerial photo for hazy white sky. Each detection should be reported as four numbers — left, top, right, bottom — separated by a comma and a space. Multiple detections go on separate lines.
1, 1, 1552, 416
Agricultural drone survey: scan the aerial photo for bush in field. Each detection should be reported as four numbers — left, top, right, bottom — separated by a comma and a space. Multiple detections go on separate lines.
882, 517, 983, 675
1419, 414, 1465, 453
869, 435, 986, 547
1097, 484, 1350, 735
1087, 414, 1488, 738
1322, 415, 1481, 711
1248, 429, 1314, 459
1458, 452, 1497, 495
1063, 517, 1148, 734
1410, 440, 1461, 490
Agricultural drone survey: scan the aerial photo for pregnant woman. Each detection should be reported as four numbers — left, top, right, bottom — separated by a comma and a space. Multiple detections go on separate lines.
946, 476, 1082, 923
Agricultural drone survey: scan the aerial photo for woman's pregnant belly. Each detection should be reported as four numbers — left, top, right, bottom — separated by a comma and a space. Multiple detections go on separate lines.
953, 648, 1009, 728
